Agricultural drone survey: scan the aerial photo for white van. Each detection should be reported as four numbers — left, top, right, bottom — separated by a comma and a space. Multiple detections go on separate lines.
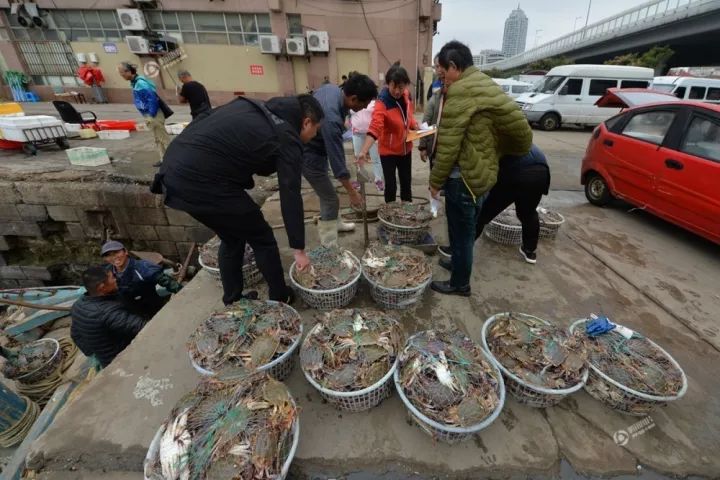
492, 78, 534, 99
515, 65, 654, 130
650, 76, 720, 104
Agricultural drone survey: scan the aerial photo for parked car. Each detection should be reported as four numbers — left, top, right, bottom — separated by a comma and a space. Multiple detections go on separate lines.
581, 88, 720, 244
492, 78, 534, 99
516, 65, 653, 131
651, 76, 720, 104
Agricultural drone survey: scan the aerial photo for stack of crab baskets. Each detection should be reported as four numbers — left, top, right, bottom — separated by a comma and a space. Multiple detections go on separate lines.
482, 313, 589, 408
188, 301, 303, 382
288, 252, 362, 311
484, 206, 565, 245
363, 273, 432, 310
378, 213, 430, 245
301, 324, 398, 412
569, 318, 688, 416
197, 255, 263, 288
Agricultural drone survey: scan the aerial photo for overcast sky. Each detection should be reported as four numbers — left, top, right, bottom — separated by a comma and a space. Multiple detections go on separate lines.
433, 0, 653, 55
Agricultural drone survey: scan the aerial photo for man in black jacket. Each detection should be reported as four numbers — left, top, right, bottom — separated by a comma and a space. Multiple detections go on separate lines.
71, 266, 150, 368
159, 94, 324, 305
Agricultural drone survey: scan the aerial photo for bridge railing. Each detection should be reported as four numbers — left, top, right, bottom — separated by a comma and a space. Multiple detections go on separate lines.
481, 0, 720, 71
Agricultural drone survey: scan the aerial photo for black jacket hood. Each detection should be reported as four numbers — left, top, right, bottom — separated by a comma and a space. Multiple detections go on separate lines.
266, 96, 302, 134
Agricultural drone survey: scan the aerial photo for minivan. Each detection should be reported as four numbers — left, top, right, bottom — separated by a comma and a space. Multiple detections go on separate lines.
650, 76, 720, 104
515, 65, 654, 131
492, 78, 534, 99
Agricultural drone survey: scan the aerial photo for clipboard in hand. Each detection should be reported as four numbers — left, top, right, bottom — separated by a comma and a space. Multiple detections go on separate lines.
407, 126, 437, 142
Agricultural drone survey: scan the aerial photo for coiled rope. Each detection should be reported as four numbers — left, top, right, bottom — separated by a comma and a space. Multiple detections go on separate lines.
0, 394, 39, 447
16, 337, 79, 407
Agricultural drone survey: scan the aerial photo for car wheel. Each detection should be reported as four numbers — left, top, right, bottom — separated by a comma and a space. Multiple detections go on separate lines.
585, 173, 612, 206
539, 113, 560, 131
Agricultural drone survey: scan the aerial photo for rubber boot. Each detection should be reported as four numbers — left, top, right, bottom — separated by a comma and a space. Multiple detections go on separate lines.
318, 219, 339, 247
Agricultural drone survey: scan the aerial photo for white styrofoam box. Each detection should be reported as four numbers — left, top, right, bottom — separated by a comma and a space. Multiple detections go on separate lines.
66, 146, 110, 167
165, 123, 185, 135
64, 123, 82, 132
97, 130, 130, 140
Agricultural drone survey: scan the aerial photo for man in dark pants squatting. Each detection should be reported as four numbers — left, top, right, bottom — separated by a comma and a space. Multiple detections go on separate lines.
156, 94, 324, 305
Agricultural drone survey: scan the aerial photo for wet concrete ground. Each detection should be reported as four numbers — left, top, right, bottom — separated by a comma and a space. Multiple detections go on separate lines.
3, 105, 717, 478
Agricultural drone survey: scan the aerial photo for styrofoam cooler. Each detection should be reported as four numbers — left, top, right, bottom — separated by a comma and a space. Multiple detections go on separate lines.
0, 115, 64, 142
97, 130, 130, 140
66, 147, 110, 166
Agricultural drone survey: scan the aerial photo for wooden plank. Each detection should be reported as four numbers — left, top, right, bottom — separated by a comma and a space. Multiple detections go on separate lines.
6, 300, 77, 337
4, 359, 91, 480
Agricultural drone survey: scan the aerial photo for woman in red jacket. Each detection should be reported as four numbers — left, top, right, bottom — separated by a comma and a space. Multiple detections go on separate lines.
357, 63, 418, 203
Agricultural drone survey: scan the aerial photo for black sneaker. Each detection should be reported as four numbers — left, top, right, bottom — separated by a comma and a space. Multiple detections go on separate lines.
438, 245, 452, 258
282, 290, 296, 305
152, 161, 162, 167
430, 280, 471, 297
519, 246, 537, 265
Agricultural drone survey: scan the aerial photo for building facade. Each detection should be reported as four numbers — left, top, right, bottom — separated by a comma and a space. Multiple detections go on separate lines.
0, 0, 441, 105
473, 49, 507, 67
501, 5, 528, 58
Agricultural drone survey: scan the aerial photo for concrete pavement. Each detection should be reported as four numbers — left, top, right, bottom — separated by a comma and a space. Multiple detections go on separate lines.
23, 124, 720, 478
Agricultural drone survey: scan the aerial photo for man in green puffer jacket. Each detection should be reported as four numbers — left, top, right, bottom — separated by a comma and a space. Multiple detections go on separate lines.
429, 41, 533, 296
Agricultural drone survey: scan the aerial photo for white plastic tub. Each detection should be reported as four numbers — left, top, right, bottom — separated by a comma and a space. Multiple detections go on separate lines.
66, 146, 110, 166
97, 129, 130, 140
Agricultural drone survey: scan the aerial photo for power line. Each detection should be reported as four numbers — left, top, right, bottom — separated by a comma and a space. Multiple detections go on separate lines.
358, 0, 393, 68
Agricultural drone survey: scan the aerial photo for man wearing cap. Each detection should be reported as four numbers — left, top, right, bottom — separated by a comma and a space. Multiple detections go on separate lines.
100, 240, 182, 317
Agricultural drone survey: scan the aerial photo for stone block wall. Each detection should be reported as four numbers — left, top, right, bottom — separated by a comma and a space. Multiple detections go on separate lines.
0, 180, 214, 288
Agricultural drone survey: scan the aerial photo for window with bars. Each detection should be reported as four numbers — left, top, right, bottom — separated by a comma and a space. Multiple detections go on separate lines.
287, 14, 303, 36
141, 11, 272, 46
3, 10, 271, 46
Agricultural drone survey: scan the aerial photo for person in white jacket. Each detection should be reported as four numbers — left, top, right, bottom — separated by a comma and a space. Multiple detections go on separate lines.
350, 100, 384, 192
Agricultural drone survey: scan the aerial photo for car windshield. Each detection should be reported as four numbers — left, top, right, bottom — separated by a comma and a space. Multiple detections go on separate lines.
534, 76, 566, 94
513, 85, 531, 94
652, 84, 675, 93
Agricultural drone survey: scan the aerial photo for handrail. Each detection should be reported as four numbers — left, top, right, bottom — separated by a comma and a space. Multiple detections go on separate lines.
481, 0, 720, 71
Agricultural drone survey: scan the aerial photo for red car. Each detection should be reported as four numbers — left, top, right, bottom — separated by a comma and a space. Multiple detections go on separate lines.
581, 88, 720, 244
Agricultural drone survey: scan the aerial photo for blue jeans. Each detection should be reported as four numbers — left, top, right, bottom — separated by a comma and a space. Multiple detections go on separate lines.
445, 177, 485, 287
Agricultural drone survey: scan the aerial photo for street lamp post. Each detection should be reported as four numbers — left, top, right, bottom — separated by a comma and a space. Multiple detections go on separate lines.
585, 0, 593, 28
573, 16, 583, 31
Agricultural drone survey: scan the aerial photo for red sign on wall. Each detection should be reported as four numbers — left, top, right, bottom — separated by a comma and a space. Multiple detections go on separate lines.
249, 65, 264, 76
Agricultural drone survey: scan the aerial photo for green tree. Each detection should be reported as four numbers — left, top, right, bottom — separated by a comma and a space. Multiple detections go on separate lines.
604, 46, 674, 73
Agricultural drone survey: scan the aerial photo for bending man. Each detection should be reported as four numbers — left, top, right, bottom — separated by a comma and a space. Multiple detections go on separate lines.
304, 74, 378, 246
158, 94, 324, 305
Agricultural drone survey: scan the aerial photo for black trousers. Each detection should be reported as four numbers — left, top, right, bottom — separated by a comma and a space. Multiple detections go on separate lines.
189, 208, 290, 304
477, 165, 550, 252
381, 153, 412, 203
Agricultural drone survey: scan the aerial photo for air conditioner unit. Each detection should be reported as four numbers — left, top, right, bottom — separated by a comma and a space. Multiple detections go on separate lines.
259, 35, 281, 55
126, 36, 150, 54
306, 31, 329, 52
117, 9, 147, 30
286, 37, 306, 56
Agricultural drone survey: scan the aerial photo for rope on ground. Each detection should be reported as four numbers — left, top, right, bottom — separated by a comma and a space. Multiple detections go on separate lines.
0, 394, 39, 447
16, 337, 79, 407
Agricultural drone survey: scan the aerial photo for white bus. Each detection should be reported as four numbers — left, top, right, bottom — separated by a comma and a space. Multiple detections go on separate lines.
651, 76, 720, 104
515, 65, 654, 130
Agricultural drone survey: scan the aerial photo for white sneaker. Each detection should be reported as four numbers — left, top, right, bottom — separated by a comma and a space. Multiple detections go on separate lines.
337, 221, 356, 233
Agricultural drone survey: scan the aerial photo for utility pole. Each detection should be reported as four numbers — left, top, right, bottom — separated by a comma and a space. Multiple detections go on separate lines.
534, 29, 543, 48
584, 0, 593, 28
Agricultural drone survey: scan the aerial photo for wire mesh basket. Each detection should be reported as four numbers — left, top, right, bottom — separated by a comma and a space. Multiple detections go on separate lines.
189, 302, 303, 382
301, 324, 397, 412
484, 207, 565, 245
481, 313, 588, 408
538, 208, 565, 239
14, 339, 63, 385
198, 255, 263, 287
377, 209, 430, 245
288, 252, 362, 311
569, 319, 688, 416
363, 272, 431, 310
394, 333, 506, 444
144, 398, 300, 480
